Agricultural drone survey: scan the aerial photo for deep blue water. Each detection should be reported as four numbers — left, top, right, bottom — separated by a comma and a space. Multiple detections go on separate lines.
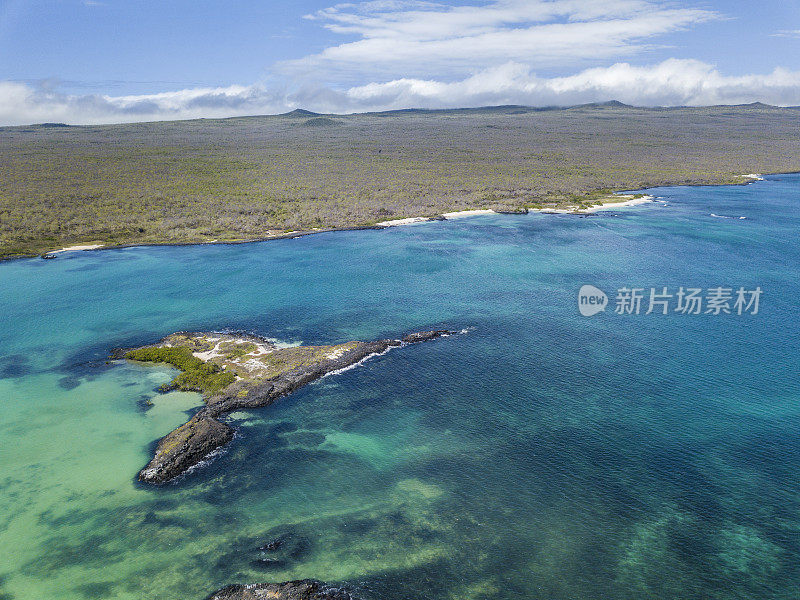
0, 175, 798, 600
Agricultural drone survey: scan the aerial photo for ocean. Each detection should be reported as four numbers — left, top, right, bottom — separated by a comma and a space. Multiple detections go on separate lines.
0, 175, 798, 600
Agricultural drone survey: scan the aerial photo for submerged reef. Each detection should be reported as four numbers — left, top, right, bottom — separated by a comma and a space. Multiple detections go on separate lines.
207, 579, 355, 600
116, 329, 455, 484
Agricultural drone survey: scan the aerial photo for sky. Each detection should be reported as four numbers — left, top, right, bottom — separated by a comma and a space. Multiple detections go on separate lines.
1, 0, 800, 124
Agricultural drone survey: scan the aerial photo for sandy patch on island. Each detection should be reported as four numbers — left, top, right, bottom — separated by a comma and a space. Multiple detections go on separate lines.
49, 244, 105, 254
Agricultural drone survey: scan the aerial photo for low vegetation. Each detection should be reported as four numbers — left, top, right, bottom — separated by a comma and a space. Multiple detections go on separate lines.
2, 103, 799, 258
126, 346, 236, 393
254, 342, 360, 379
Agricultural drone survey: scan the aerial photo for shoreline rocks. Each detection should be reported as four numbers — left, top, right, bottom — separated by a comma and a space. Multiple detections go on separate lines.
401, 330, 453, 344
207, 579, 356, 600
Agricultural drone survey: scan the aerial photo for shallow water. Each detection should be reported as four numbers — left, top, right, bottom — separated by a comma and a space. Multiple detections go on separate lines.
1, 175, 798, 600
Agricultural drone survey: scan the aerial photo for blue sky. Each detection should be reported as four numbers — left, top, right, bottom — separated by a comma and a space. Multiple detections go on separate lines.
1, 0, 800, 124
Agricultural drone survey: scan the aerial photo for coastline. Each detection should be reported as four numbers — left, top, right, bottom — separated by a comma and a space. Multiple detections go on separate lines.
27, 225, 387, 261
28, 196, 658, 258
366, 194, 657, 228
3, 173, 772, 262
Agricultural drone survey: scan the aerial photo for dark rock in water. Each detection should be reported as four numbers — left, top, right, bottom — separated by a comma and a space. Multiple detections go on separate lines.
138, 415, 234, 483
41, 253, 56, 259
257, 538, 283, 552
401, 330, 455, 344
207, 580, 355, 600
256, 530, 311, 560
251, 557, 286, 570
127, 329, 459, 484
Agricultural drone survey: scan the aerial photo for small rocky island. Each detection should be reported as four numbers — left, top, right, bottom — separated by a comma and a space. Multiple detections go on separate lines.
117, 329, 455, 483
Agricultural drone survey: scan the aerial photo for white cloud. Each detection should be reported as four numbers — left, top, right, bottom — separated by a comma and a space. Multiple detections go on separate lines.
343, 60, 800, 108
0, 81, 290, 125
285, 0, 718, 78
773, 30, 800, 38
3, 59, 800, 125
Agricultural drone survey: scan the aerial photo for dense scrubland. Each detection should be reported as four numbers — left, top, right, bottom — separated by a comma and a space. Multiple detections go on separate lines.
125, 346, 236, 393
1, 103, 799, 258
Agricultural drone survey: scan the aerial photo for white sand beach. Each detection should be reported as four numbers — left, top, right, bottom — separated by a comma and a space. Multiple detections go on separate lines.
376, 198, 657, 228
49, 244, 105, 254
576, 195, 655, 213
377, 210, 495, 227
376, 217, 435, 226
441, 209, 496, 219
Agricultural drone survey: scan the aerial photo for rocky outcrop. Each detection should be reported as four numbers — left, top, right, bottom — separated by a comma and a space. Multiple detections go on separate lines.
400, 330, 453, 344
207, 580, 355, 600
494, 208, 529, 214
138, 415, 234, 483
126, 330, 456, 484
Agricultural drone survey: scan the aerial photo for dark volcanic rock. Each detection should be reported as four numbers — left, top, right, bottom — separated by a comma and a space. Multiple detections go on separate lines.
139, 415, 234, 483
207, 580, 354, 600
258, 538, 283, 552
253, 525, 311, 562
401, 330, 455, 344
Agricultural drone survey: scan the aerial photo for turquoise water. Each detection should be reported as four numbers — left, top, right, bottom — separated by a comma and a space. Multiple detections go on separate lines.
1, 175, 799, 600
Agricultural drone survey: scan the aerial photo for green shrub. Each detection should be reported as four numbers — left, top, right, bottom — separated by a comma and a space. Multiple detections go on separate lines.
126, 346, 235, 393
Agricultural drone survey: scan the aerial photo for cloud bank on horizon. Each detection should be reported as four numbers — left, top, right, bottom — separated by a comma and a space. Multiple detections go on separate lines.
2, 0, 800, 125
5, 60, 800, 126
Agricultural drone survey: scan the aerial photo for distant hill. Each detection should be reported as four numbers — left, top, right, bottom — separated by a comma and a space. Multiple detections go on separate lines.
368, 105, 557, 117
281, 109, 321, 117
572, 100, 634, 109
285, 101, 798, 119
366, 101, 643, 117
21, 122, 74, 129
10, 122, 74, 133
730, 102, 776, 109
